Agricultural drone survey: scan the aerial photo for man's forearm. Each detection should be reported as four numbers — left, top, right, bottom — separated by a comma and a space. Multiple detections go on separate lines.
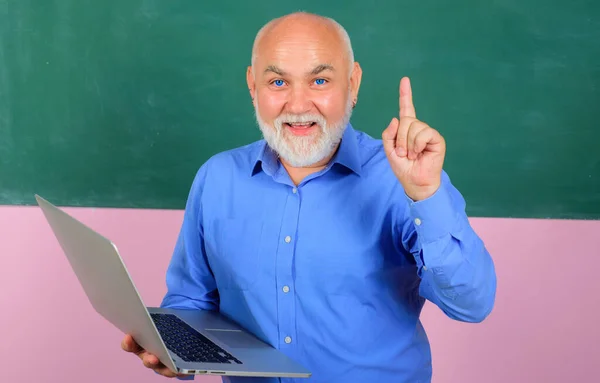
403, 172, 497, 322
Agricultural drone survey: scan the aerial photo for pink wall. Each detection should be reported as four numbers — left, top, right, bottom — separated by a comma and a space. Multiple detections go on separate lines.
1, 205, 598, 383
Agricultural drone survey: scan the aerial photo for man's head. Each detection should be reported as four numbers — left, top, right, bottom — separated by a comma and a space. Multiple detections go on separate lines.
246, 12, 362, 168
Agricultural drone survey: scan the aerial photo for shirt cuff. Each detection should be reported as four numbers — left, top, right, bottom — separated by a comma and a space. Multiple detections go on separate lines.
406, 179, 459, 244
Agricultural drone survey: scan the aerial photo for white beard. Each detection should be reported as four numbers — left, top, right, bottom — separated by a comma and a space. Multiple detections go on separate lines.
254, 95, 353, 167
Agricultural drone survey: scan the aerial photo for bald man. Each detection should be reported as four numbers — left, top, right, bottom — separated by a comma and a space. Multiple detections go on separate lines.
122, 12, 496, 383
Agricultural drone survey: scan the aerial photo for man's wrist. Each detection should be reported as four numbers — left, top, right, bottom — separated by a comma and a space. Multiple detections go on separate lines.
404, 179, 442, 202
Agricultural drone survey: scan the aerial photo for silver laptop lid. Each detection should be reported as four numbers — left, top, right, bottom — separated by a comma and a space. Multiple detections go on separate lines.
35, 195, 177, 372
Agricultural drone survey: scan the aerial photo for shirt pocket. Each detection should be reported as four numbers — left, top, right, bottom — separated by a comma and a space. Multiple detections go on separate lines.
207, 218, 264, 291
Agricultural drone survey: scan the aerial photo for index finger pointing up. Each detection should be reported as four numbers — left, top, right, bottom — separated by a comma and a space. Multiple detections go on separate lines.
399, 76, 416, 118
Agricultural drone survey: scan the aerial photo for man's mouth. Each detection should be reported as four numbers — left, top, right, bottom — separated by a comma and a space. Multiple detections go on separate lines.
284, 122, 317, 129
283, 121, 318, 136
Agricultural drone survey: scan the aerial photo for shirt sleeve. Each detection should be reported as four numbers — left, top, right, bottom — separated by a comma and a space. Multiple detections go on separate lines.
160, 163, 220, 312
398, 170, 497, 323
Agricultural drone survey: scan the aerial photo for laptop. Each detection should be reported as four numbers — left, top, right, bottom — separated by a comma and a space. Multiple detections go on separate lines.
35, 194, 311, 378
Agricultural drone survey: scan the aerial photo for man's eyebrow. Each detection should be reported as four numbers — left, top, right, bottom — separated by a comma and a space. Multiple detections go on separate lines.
263, 64, 335, 76
309, 64, 334, 75
264, 65, 286, 76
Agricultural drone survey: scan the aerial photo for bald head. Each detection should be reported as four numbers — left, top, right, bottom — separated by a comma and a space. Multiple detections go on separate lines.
251, 12, 354, 78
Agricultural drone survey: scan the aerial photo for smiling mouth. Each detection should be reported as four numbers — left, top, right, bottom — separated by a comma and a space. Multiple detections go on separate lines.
284, 122, 316, 130
284, 122, 317, 129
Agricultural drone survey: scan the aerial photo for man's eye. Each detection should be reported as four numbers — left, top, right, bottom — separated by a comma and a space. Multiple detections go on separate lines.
273, 79, 285, 87
315, 78, 327, 85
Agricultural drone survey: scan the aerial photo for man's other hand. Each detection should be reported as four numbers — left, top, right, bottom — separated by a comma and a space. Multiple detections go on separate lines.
121, 334, 185, 378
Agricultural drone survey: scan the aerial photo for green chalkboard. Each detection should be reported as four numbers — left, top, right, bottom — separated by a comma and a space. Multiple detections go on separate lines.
1, 0, 599, 219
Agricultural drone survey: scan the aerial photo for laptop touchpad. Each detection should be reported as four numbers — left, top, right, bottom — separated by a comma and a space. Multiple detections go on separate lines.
207, 329, 264, 349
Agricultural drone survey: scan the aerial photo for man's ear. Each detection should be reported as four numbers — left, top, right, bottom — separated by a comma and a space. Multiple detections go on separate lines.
350, 62, 363, 105
246, 66, 256, 104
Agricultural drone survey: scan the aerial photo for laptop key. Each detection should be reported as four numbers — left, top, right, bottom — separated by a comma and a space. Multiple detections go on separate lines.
150, 313, 243, 365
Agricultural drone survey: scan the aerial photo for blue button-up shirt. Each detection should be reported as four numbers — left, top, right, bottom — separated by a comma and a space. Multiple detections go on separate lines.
160, 124, 497, 383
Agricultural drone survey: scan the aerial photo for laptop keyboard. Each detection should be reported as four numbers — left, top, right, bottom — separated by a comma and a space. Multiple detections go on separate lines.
150, 313, 242, 364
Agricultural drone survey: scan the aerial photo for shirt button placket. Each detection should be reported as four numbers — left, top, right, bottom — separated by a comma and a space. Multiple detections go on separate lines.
277, 185, 300, 350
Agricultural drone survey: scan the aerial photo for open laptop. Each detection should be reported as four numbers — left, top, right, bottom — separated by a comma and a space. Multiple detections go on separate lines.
35, 194, 311, 378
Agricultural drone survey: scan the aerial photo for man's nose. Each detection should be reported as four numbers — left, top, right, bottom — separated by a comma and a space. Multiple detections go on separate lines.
286, 86, 312, 115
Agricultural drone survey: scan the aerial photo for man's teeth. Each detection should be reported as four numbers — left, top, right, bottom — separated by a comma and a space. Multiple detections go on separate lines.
288, 122, 313, 126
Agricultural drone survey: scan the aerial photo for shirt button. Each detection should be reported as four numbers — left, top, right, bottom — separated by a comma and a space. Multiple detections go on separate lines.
414, 218, 422, 226
282, 285, 290, 293
284, 336, 292, 344
284, 235, 291, 243
292, 187, 298, 194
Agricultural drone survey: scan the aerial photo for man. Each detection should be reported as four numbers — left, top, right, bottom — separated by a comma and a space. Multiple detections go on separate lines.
122, 11, 496, 383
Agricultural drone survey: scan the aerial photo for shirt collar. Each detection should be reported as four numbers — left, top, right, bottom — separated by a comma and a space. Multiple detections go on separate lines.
251, 123, 362, 177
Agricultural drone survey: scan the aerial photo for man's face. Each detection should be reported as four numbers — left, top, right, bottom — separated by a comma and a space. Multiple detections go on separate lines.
247, 19, 361, 167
